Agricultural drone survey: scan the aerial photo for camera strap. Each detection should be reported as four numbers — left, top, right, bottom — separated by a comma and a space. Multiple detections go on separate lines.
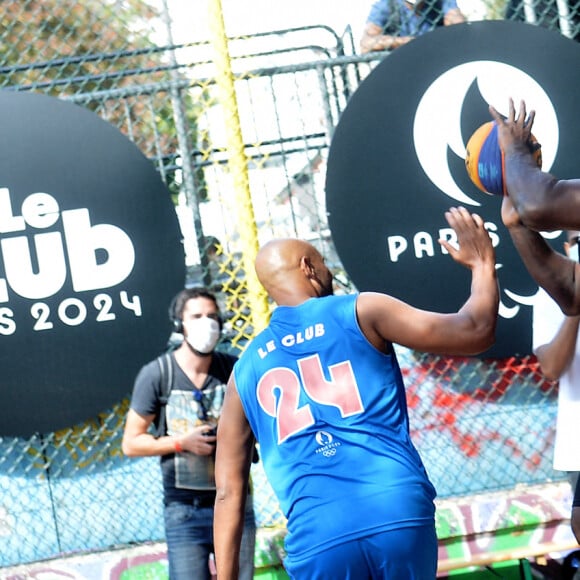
156, 352, 174, 437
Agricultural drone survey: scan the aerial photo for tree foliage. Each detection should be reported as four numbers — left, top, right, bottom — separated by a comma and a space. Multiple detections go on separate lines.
0, 0, 208, 201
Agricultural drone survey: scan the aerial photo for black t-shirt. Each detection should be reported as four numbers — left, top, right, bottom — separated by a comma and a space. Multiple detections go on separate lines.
129, 350, 237, 503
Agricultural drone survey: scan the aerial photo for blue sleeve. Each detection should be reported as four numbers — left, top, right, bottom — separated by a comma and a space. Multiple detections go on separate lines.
366, 0, 390, 26
442, 0, 459, 13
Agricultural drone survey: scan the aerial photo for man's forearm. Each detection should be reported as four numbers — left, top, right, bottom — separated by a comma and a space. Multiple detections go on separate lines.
502, 142, 580, 234
214, 496, 244, 579
444, 8, 466, 25
453, 262, 498, 354
122, 432, 182, 457
507, 224, 579, 314
535, 316, 580, 380
504, 150, 559, 231
360, 31, 395, 52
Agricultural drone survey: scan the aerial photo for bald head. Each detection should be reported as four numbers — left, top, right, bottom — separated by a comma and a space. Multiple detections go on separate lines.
255, 238, 333, 306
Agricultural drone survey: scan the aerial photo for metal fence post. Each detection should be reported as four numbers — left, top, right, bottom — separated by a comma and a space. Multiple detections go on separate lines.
207, 0, 270, 332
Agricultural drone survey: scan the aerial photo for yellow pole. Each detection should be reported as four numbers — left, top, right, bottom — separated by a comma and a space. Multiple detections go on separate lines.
207, 0, 270, 333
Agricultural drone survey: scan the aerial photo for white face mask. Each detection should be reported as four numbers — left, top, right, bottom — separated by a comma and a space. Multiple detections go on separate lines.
569, 244, 579, 262
183, 317, 221, 354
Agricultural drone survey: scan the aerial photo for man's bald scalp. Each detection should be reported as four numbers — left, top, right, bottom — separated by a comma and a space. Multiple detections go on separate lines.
255, 239, 310, 281
255, 238, 322, 304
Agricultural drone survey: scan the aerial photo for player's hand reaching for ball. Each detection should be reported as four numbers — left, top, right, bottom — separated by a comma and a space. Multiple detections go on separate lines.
489, 97, 536, 156
439, 206, 495, 271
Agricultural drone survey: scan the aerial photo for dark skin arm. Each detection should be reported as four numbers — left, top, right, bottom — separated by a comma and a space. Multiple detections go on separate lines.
490, 98, 580, 232
214, 377, 255, 580
535, 316, 580, 380
501, 195, 580, 315
357, 207, 498, 355
534, 229, 580, 377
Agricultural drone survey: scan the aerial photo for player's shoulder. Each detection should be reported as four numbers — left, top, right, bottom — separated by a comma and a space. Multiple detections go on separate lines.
137, 354, 165, 375
133, 354, 167, 388
355, 291, 400, 320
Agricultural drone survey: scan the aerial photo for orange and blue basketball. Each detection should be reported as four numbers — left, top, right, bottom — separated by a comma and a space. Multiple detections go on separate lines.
465, 121, 542, 196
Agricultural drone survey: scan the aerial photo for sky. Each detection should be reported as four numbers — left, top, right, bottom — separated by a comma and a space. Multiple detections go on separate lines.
162, 0, 371, 45
159, 0, 484, 47
156, 0, 485, 264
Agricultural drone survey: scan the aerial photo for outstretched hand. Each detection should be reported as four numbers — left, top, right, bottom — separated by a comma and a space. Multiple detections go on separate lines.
489, 97, 535, 155
439, 206, 495, 269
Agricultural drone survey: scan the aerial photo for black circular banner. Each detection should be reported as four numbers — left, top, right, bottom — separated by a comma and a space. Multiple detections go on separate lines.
326, 20, 580, 358
0, 92, 184, 436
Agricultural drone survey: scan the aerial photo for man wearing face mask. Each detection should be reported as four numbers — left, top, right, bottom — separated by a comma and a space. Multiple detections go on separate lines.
122, 287, 256, 580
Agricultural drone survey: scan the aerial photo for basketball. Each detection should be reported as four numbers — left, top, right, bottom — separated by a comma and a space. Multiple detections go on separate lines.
465, 121, 542, 196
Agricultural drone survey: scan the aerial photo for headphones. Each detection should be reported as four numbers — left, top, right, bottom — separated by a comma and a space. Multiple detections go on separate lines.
168, 288, 223, 335
168, 293, 184, 334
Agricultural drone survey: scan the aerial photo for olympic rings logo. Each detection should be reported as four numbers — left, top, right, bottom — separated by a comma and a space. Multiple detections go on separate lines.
322, 448, 337, 457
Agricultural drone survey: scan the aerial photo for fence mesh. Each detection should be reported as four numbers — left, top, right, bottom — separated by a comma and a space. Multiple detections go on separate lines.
0, 0, 576, 568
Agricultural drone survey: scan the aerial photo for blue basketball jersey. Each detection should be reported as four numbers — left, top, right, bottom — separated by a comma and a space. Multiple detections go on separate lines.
234, 294, 436, 559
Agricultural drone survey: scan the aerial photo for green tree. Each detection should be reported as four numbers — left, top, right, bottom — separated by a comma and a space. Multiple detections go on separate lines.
481, 0, 508, 19
0, 0, 208, 199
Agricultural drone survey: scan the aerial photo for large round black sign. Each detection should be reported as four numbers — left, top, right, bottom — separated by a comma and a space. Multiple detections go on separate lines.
326, 20, 580, 358
0, 92, 184, 436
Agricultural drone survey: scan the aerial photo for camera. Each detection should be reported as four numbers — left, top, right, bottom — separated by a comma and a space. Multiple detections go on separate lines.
203, 426, 217, 437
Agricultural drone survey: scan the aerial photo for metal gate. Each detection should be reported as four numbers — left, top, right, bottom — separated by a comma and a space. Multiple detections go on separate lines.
0, 0, 576, 568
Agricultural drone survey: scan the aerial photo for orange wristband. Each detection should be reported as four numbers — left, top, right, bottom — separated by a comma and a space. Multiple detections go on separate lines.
174, 438, 183, 453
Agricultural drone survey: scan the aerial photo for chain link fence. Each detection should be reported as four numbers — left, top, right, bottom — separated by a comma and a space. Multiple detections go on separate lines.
0, 0, 577, 569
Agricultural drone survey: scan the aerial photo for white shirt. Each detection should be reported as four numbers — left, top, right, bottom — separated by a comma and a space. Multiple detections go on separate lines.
533, 288, 580, 471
